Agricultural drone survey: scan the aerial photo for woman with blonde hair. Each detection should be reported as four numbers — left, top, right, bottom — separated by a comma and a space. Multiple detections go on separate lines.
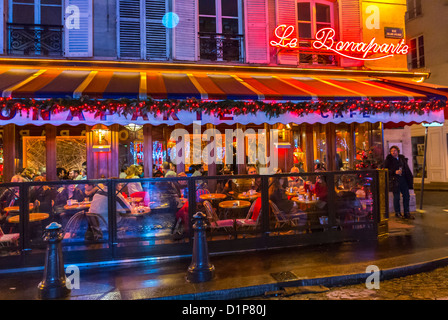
125, 165, 143, 195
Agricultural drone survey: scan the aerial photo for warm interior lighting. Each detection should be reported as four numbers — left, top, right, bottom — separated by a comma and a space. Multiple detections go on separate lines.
92, 124, 110, 147
413, 77, 425, 83
125, 123, 143, 132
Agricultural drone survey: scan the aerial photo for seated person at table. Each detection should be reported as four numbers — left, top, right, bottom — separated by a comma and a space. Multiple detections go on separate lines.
216, 179, 234, 196
173, 186, 210, 236
54, 184, 86, 224
124, 165, 143, 195
84, 183, 99, 201
54, 184, 85, 210
288, 166, 304, 190
162, 161, 177, 177
86, 179, 133, 240
234, 165, 261, 194
306, 162, 325, 185
269, 177, 302, 216
313, 175, 328, 205
29, 176, 57, 214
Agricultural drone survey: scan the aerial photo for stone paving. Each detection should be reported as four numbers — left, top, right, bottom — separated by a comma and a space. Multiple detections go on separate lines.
251, 265, 448, 300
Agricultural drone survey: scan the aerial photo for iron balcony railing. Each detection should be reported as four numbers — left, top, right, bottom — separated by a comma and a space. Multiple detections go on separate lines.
7, 23, 63, 57
0, 170, 388, 269
199, 32, 244, 62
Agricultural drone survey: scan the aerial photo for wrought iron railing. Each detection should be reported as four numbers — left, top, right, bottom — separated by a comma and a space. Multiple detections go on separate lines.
0, 170, 388, 269
199, 32, 244, 62
7, 23, 63, 57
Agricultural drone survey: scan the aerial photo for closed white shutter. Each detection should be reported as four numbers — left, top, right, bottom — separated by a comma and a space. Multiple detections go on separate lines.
339, 0, 362, 67
244, 0, 269, 64
64, 0, 93, 57
275, 0, 297, 65
172, 0, 197, 61
118, 0, 143, 58
146, 0, 168, 61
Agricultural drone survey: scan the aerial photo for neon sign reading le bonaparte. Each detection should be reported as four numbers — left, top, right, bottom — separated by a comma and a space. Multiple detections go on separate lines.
270, 25, 409, 61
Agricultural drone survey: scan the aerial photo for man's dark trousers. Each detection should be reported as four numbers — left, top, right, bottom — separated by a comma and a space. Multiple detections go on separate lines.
393, 176, 410, 216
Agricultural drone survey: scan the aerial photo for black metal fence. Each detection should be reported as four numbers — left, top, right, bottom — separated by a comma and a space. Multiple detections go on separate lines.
0, 170, 388, 269
7, 23, 63, 56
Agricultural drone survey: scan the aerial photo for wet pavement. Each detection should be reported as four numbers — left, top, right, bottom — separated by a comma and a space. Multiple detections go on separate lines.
248, 265, 448, 300
0, 191, 448, 301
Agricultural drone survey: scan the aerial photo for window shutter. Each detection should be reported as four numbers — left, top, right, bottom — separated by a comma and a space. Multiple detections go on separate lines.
339, 0, 362, 67
244, 0, 269, 64
146, 0, 168, 61
275, 0, 297, 65
173, 0, 197, 61
64, 0, 93, 57
118, 0, 143, 58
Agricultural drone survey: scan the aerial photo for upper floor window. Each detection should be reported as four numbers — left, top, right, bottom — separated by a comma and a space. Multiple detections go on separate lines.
117, 0, 168, 61
409, 35, 425, 69
10, 0, 63, 25
7, 0, 63, 56
198, 0, 244, 62
406, 0, 422, 20
297, 0, 335, 65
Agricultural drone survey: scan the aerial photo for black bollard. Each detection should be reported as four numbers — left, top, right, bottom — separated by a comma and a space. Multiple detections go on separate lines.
186, 212, 215, 283
37, 222, 71, 299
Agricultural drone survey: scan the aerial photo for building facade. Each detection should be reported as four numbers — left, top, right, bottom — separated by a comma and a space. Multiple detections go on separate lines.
0, 0, 447, 268
0, 0, 444, 182
384, 0, 448, 185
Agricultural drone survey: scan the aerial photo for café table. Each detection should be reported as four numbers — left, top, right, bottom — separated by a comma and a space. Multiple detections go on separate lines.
219, 200, 251, 238
7, 212, 49, 224
7, 212, 50, 241
199, 193, 227, 201
199, 193, 227, 215
118, 207, 151, 217
291, 197, 325, 231
237, 192, 261, 201
291, 197, 318, 209
117, 207, 151, 234
63, 202, 91, 211
285, 190, 306, 197
4, 203, 34, 214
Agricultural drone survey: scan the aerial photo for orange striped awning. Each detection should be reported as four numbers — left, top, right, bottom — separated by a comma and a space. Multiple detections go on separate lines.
0, 66, 445, 102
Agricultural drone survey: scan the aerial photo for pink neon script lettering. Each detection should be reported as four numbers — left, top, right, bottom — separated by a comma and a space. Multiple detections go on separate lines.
312, 28, 409, 60
270, 25, 298, 48
270, 25, 409, 61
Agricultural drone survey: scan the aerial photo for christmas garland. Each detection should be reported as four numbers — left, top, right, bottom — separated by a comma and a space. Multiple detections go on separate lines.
0, 96, 445, 119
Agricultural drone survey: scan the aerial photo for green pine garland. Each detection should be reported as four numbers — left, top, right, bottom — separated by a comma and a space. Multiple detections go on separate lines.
0, 96, 445, 119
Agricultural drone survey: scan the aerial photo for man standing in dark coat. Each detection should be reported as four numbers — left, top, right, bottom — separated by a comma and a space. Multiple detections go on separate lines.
384, 145, 414, 219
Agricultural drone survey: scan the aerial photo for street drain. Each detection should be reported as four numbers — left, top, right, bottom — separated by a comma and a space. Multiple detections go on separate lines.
270, 271, 298, 282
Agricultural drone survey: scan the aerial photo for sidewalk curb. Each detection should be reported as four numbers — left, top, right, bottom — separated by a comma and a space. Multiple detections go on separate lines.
150, 256, 448, 300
